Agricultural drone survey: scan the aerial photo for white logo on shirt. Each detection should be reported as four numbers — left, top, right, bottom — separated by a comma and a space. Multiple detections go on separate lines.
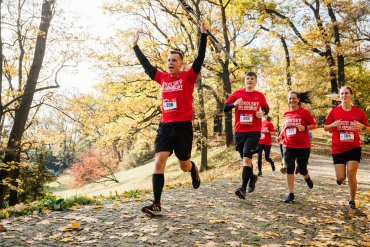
162, 79, 183, 92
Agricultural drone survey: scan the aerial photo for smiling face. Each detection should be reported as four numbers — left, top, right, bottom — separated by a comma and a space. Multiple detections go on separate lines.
288, 92, 300, 109
167, 52, 183, 77
339, 86, 352, 104
244, 75, 256, 91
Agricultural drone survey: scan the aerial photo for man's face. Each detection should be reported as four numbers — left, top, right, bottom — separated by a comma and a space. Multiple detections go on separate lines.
245, 75, 256, 90
340, 87, 352, 103
167, 53, 183, 76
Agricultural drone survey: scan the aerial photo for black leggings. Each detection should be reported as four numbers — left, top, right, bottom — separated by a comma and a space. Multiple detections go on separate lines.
257, 144, 274, 172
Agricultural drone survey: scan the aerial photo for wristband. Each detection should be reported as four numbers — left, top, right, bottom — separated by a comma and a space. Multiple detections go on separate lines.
305, 126, 308, 130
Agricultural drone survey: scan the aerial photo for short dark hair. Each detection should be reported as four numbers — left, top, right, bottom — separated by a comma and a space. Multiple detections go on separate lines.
340, 86, 353, 95
245, 71, 257, 79
170, 49, 184, 60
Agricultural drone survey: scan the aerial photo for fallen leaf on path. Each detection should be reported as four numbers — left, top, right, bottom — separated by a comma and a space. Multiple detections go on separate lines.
68, 204, 82, 211
36, 219, 50, 225
64, 220, 81, 231
195, 241, 217, 247
209, 217, 229, 224
92, 205, 104, 209
0, 224, 6, 232
226, 241, 242, 246
360, 242, 370, 247
292, 229, 305, 235
285, 240, 302, 246
138, 236, 148, 242
344, 225, 355, 233
257, 231, 280, 239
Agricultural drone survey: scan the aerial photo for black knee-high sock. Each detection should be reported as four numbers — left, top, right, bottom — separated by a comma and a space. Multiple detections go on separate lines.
242, 166, 252, 190
153, 174, 164, 204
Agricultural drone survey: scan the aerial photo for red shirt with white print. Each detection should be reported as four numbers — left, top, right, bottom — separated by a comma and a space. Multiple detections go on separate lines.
225, 90, 269, 133
259, 120, 276, 146
324, 105, 368, 154
154, 68, 198, 123
282, 107, 316, 148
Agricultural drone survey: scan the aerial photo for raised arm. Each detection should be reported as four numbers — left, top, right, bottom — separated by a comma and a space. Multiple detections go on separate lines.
192, 21, 208, 74
132, 30, 157, 80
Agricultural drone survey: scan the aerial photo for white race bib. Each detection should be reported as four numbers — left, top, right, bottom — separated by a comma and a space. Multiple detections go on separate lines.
260, 133, 265, 139
340, 132, 354, 142
240, 114, 253, 124
163, 99, 177, 111
286, 128, 297, 136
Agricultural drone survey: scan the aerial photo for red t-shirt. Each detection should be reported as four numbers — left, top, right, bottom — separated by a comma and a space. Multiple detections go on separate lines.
154, 68, 198, 123
259, 120, 276, 146
324, 105, 369, 154
225, 90, 269, 133
282, 107, 316, 148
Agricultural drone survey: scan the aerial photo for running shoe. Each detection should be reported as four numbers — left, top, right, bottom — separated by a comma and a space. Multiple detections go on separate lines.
284, 193, 295, 203
190, 161, 201, 189
141, 203, 162, 216
258, 171, 262, 177
271, 163, 275, 171
305, 177, 314, 189
235, 188, 246, 199
348, 201, 356, 210
248, 174, 258, 193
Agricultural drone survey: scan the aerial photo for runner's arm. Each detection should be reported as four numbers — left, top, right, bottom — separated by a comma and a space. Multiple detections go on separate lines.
223, 103, 235, 112
192, 33, 208, 74
133, 45, 157, 80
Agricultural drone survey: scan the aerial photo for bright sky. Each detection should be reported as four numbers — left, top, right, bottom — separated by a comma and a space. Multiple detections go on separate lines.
57, 0, 117, 94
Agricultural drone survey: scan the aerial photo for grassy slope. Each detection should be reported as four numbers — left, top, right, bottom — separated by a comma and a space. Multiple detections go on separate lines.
48, 129, 369, 198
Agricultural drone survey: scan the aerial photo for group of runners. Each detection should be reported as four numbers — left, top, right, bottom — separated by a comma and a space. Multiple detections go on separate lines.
132, 23, 369, 216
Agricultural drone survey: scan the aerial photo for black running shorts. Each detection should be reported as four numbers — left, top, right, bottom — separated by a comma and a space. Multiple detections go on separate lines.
332, 147, 361, 164
283, 147, 310, 175
154, 121, 193, 161
235, 132, 261, 159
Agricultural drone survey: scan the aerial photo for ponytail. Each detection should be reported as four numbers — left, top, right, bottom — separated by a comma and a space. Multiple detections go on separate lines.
289, 91, 312, 105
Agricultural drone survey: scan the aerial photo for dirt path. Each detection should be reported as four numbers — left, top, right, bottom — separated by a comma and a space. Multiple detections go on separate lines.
1, 154, 369, 246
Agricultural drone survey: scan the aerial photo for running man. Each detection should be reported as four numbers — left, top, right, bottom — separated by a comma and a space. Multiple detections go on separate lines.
132, 22, 208, 215
324, 86, 369, 210
256, 115, 276, 176
223, 71, 269, 199
276, 91, 317, 203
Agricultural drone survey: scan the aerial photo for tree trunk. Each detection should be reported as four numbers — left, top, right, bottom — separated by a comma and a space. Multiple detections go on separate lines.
223, 69, 233, 147
327, 3, 345, 88
0, 0, 55, 208
218, 0, 233, 147
196, 77, 208, 171
280, 36, 291, 87
213, 113, 223, 135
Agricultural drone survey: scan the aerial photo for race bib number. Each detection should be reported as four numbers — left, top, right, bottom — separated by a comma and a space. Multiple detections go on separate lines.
286, 128, 296, 136
260, 133, 265, 139
163, 99, 177, 111
340, 132, 354, 142
240, 114, 253, 124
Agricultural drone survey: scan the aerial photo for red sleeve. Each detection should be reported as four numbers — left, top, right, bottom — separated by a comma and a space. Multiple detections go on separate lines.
260, 93, 269, 109
360, 109, 369, 126
154, 70, 165, 85
324, 109, 335, 125
225, 91, 238, 104
184, 67, 198, 85
269, 122, 276, 133
305, 109, 316, 125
